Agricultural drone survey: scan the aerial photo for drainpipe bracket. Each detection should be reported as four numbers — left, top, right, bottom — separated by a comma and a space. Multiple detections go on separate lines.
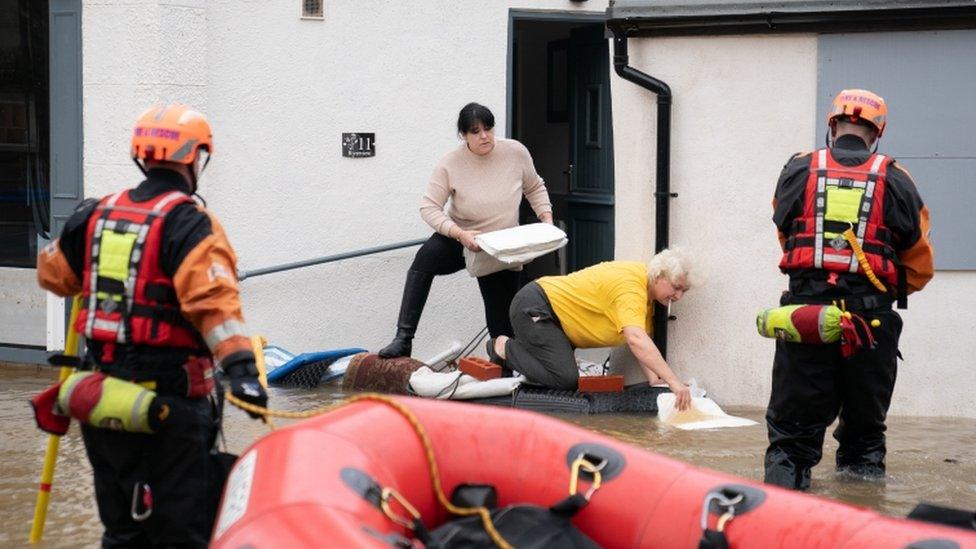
654, 191, 678, 198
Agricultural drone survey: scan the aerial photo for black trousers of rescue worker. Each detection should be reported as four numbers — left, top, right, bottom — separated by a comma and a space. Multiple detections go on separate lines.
764, 295, 903, 491
411, 232, 520, 337
81, 394, 220, 547
503, 282, 579, 391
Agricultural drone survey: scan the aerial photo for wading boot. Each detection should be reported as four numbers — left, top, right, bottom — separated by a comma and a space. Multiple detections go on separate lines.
378, 269, 434, 358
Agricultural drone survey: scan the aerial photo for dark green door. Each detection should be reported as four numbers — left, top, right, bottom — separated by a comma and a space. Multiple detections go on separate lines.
566, 25, 614, 272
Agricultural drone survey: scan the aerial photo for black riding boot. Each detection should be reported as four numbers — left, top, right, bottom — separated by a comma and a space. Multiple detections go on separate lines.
378, 269, 434, 358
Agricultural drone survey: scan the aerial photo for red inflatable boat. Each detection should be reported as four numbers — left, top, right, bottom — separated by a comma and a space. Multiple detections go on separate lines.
211, 395, 975, 548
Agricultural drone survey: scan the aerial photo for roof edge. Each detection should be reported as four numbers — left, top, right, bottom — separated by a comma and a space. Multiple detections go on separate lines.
606, 5, 976, 37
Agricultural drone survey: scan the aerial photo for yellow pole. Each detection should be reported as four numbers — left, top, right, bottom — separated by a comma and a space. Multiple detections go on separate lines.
29, 295, 82, 544
251, 335, 269, 389
249, 335, 275, 430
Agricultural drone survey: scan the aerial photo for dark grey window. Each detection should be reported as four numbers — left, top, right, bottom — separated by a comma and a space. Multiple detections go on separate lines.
818, 30, 976, 269
0, 0, 49, 268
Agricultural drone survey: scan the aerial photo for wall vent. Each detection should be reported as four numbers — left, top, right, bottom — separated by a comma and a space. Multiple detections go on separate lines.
302, 0, 323, 20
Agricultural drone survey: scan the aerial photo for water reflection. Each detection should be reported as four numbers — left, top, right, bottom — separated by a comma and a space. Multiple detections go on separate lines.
2, 364, 973, 546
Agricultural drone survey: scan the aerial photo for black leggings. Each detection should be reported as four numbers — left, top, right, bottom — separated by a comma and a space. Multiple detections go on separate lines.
411, 233, 519, 337
503, 282, 578, 390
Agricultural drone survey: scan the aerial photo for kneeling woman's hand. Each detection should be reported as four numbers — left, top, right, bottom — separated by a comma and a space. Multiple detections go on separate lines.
669, 381, 692, 411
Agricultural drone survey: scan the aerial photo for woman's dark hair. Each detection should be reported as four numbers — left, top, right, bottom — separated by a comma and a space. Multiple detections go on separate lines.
457, 103, 495, 135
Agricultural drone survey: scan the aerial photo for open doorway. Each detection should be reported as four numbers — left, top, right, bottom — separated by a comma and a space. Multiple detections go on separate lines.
509, 12, 615, 280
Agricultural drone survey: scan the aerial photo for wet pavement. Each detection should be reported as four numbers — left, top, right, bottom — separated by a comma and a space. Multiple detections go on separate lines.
2, 363, 974, 547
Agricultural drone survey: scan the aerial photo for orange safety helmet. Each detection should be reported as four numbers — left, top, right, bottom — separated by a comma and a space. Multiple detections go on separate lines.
827, 89, 887, 137
131, 105, 213, 172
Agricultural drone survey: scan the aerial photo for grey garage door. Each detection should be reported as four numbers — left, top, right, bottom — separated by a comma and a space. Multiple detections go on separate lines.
818, 29, 976, 269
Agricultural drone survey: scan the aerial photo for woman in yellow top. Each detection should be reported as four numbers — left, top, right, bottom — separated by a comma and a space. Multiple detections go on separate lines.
487, 249, 696, 410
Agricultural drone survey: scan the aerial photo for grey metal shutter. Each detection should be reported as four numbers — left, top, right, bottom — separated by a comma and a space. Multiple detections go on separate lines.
818, 30, 976, 269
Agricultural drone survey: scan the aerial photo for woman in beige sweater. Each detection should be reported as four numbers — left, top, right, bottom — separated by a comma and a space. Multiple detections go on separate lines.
379, 103, 553, 358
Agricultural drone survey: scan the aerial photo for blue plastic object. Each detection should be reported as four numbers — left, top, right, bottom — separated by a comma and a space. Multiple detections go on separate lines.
263, 345, 296, 368
266, 347, 367, 387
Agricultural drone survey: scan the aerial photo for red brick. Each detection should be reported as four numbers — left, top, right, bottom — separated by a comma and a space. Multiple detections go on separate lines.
459, 357, 502, 381
577, 375, 624, 393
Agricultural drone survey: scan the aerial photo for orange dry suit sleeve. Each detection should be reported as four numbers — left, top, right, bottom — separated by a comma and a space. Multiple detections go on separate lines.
884, 162, 934, 294
37, 238, 82, 297
899, 204, 934, 294
36, 198, 99, 296
172, 207, 253, 366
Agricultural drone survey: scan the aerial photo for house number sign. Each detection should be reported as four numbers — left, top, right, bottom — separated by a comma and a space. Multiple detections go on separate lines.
342, 133, 375, 158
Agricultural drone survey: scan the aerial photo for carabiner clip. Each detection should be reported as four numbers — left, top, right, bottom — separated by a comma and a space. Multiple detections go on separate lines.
568, 454, 604, 501
380, 487, 422, 531
131, 482, 152, 522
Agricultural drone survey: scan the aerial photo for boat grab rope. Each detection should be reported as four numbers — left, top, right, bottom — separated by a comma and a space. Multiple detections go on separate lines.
225, 391, 338, 424
223, 391, 513, 548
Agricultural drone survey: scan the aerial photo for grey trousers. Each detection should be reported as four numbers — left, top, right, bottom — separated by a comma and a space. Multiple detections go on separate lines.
504, 282, 578, 390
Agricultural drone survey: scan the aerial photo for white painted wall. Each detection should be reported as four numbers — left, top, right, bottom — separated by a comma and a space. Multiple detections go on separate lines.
72, 1, 607, 363
0, 268, 46, 346
610, 33, 975, 418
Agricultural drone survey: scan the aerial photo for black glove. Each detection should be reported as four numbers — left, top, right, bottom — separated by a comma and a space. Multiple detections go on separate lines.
224, 354, 268, 420
230, 376, 268, 419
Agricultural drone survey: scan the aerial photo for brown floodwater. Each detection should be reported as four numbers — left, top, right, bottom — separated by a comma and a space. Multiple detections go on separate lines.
2, 363, 974, 547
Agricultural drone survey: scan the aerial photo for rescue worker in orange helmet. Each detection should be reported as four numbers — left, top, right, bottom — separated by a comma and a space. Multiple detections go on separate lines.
764, 89, 934, 490
36, 104, 267, 546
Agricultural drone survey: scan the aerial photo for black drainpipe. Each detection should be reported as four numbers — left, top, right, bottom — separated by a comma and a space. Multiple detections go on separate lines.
610, 31, 675, 359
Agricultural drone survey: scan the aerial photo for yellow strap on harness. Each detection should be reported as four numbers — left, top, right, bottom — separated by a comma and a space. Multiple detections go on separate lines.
842, 226, 888, 294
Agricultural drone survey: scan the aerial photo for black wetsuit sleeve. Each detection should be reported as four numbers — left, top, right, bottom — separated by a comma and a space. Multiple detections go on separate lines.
772, 153, 812, 232
159, 202, 214, 278
58, 198, 100, 279
883, 162, 925, 251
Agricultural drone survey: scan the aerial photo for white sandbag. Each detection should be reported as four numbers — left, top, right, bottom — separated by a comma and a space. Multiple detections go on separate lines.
657, 393, 758, 430
409, 366, 524, 400
464, 223, 568, 277
478, 223, 568, 261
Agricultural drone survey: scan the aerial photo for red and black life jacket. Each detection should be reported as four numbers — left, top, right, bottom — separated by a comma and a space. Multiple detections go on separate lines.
76, 189, 204, 351
779, 148, 899, 287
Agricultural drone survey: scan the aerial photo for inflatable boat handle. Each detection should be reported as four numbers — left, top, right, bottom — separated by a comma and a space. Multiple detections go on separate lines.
700, 491, 744, 532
